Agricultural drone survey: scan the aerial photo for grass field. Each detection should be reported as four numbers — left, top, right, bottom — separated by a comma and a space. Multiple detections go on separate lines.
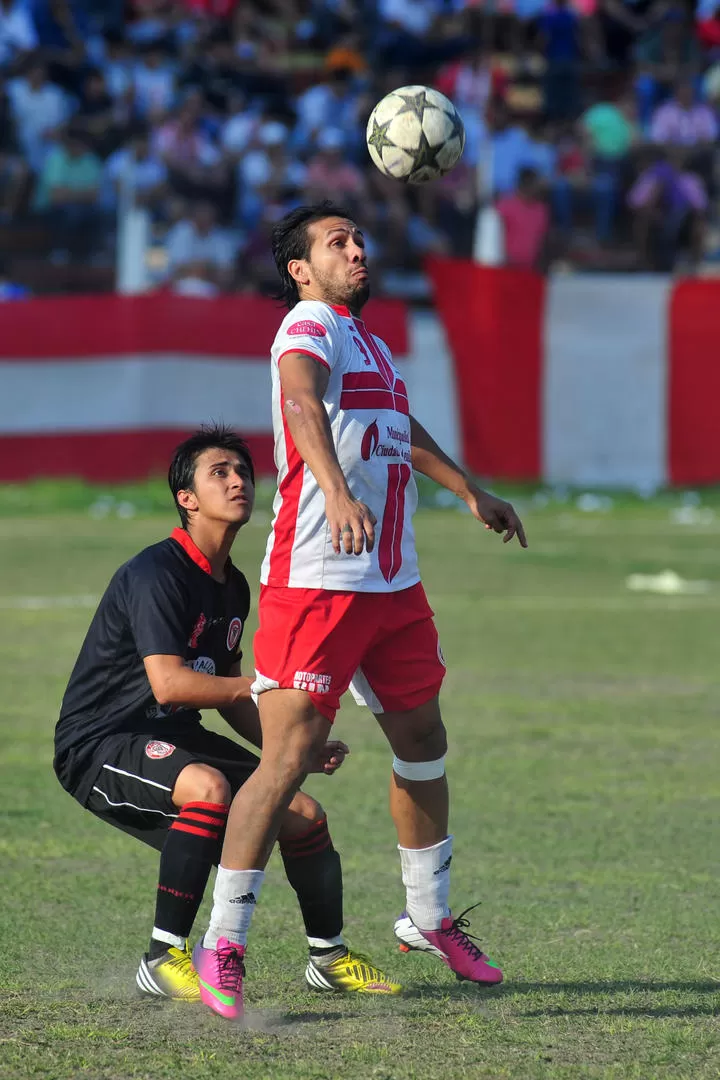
2, 489, 720, 1079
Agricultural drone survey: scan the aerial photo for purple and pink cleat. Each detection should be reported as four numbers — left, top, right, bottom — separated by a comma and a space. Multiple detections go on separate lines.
192, 936, 246, 1019
394, 905, 503, 984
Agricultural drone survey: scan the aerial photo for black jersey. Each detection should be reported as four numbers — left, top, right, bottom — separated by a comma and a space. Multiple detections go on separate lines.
54, 528, 251, 804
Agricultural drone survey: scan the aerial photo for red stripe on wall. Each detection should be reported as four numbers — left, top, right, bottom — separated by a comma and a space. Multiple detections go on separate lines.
427, 258, 544, 480
0, 295, 409, 360
0, 430, 276, 482
668, 280, 720, 485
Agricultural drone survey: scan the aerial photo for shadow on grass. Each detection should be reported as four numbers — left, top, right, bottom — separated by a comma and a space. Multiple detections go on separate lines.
400, 979, 720, 1019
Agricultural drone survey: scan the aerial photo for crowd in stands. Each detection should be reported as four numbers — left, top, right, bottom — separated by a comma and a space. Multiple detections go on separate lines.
1, 0, 719, 298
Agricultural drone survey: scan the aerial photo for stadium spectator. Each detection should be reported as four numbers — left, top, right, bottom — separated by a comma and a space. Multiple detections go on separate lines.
488, 99, 556, 196
497, 166, 551, 269
294, 67, 365, 157
73, 67, 131, 158
103, 127, 168, 215
538, 0, 584, 120
32, 126, 107, 259
153, 93, 230, 205
303, 128, 367, 214
627, 147, 708, 269
0, 0, 38, 71
132, 41, 176, 119
164, 198, 239, 295
7, 57, 71, 173
236, 119, 306, 229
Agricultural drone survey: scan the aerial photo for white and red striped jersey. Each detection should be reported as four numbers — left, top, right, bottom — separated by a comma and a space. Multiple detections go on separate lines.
260, 299, 420, 591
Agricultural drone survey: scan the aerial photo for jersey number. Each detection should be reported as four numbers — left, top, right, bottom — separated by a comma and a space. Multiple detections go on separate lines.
378, 464, 411, 584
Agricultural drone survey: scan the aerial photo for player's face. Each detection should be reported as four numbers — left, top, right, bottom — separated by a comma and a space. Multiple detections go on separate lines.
298, 217, 370, 313
183, 448, 255, 529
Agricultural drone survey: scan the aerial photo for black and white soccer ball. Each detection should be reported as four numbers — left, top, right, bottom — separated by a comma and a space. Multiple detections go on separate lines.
366, 85, 465, 185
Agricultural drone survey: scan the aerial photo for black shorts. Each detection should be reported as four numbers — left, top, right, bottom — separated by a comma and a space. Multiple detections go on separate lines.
84, 726, 259, 853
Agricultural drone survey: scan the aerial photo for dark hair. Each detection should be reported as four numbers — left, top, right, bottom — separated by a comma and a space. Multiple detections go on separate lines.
271, 201, 354, 308
518, 166, 539, 186
168, 425, 255, 528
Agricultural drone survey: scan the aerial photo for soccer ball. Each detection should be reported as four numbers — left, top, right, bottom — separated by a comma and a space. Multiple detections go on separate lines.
366, 85, 465, 185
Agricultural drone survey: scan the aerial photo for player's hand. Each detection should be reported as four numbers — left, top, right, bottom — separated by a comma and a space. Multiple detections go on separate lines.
309, 740, 350, 775
325, 492, 377, 555
465, 485, 528, 547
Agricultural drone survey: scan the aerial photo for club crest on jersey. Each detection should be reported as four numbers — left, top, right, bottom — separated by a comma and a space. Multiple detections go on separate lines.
227, 616, 243, 652
361, 420, 380, 461
287, 320, 327, 338
188, 613, 206, 648
145, 740, 176, 759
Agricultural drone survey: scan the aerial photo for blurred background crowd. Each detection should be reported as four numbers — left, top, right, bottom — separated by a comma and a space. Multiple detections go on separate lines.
1, 0, 720, 299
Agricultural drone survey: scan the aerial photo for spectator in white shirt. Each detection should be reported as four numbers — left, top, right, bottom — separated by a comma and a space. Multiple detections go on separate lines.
165, 199, 239, 296
0, 0, 37, 70
8, 59, 70, 172
102, 128, 168, 214
133, 42, 176, 121
220, 91, 258, 162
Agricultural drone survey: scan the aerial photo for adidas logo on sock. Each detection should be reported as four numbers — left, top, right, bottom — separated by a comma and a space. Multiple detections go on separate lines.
433, 856, 452, 876
229, 892, 256, 905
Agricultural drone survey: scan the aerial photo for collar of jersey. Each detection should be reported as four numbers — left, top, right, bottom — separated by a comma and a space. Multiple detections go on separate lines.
170, 527, 216, 576
330, 303, 353, 319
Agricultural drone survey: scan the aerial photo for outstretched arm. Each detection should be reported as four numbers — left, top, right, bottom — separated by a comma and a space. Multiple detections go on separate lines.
410, 415, 528, 547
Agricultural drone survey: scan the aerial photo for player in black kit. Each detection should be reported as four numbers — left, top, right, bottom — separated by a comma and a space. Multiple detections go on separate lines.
54, 426, 399, 1000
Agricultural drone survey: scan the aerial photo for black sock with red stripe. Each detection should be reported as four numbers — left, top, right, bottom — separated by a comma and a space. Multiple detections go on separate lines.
279, 816, 343, 947
149, 801, 229, 959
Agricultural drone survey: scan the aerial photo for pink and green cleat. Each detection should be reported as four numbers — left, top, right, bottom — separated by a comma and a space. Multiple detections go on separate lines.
394, 905, 503, 985
192, 936, 245, 1019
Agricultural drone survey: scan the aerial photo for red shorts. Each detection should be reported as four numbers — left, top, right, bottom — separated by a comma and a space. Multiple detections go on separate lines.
252, 582, 446, 722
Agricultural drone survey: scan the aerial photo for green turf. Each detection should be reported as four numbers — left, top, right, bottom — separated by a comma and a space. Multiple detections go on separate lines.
1, 495, 720, 1079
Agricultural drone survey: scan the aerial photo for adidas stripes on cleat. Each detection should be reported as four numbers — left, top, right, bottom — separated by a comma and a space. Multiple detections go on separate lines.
306, 948, 402, 994
136, 943, 200, 1001
394, 906, 503, 984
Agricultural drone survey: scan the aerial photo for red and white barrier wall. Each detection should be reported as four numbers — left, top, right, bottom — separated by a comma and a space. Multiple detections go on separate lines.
1, 273, 719, 487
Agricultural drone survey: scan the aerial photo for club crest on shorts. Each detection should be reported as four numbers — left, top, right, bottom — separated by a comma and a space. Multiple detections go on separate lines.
227, 616, 243, 652
287, 319, 327, 338
145, 740, 176, 760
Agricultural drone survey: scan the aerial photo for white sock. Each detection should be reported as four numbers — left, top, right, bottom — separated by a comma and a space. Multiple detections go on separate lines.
398, 835, 453, 931
205, 867, 265, 949
307, 935, 345, 950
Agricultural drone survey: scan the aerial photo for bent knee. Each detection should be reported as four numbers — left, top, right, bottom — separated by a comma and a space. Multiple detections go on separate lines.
172, 763, 231, 809
390, 718, 448, 762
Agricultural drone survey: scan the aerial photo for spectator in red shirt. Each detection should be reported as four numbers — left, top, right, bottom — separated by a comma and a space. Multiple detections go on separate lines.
496, 166, 551, 270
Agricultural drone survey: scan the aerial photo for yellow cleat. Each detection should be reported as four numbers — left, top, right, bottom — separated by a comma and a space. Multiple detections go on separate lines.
136, 943, 201, 1001
305, 948, 402, 995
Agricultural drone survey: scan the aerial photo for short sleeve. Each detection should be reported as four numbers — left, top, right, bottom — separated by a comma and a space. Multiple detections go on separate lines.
273, 303, 339, 373
124, 561, 191, 659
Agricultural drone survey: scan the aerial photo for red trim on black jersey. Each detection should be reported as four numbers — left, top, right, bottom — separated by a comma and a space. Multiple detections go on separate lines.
170, 528, 213, 576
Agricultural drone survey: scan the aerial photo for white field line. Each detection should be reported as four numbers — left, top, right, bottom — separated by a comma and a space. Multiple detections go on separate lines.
0, 595, 98, 610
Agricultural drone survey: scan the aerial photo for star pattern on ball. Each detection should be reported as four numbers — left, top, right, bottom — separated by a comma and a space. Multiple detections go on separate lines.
394, 90, 428, 120
408, 129, 441, 176
367, 116, 395, 156
447, 110, 465, 148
